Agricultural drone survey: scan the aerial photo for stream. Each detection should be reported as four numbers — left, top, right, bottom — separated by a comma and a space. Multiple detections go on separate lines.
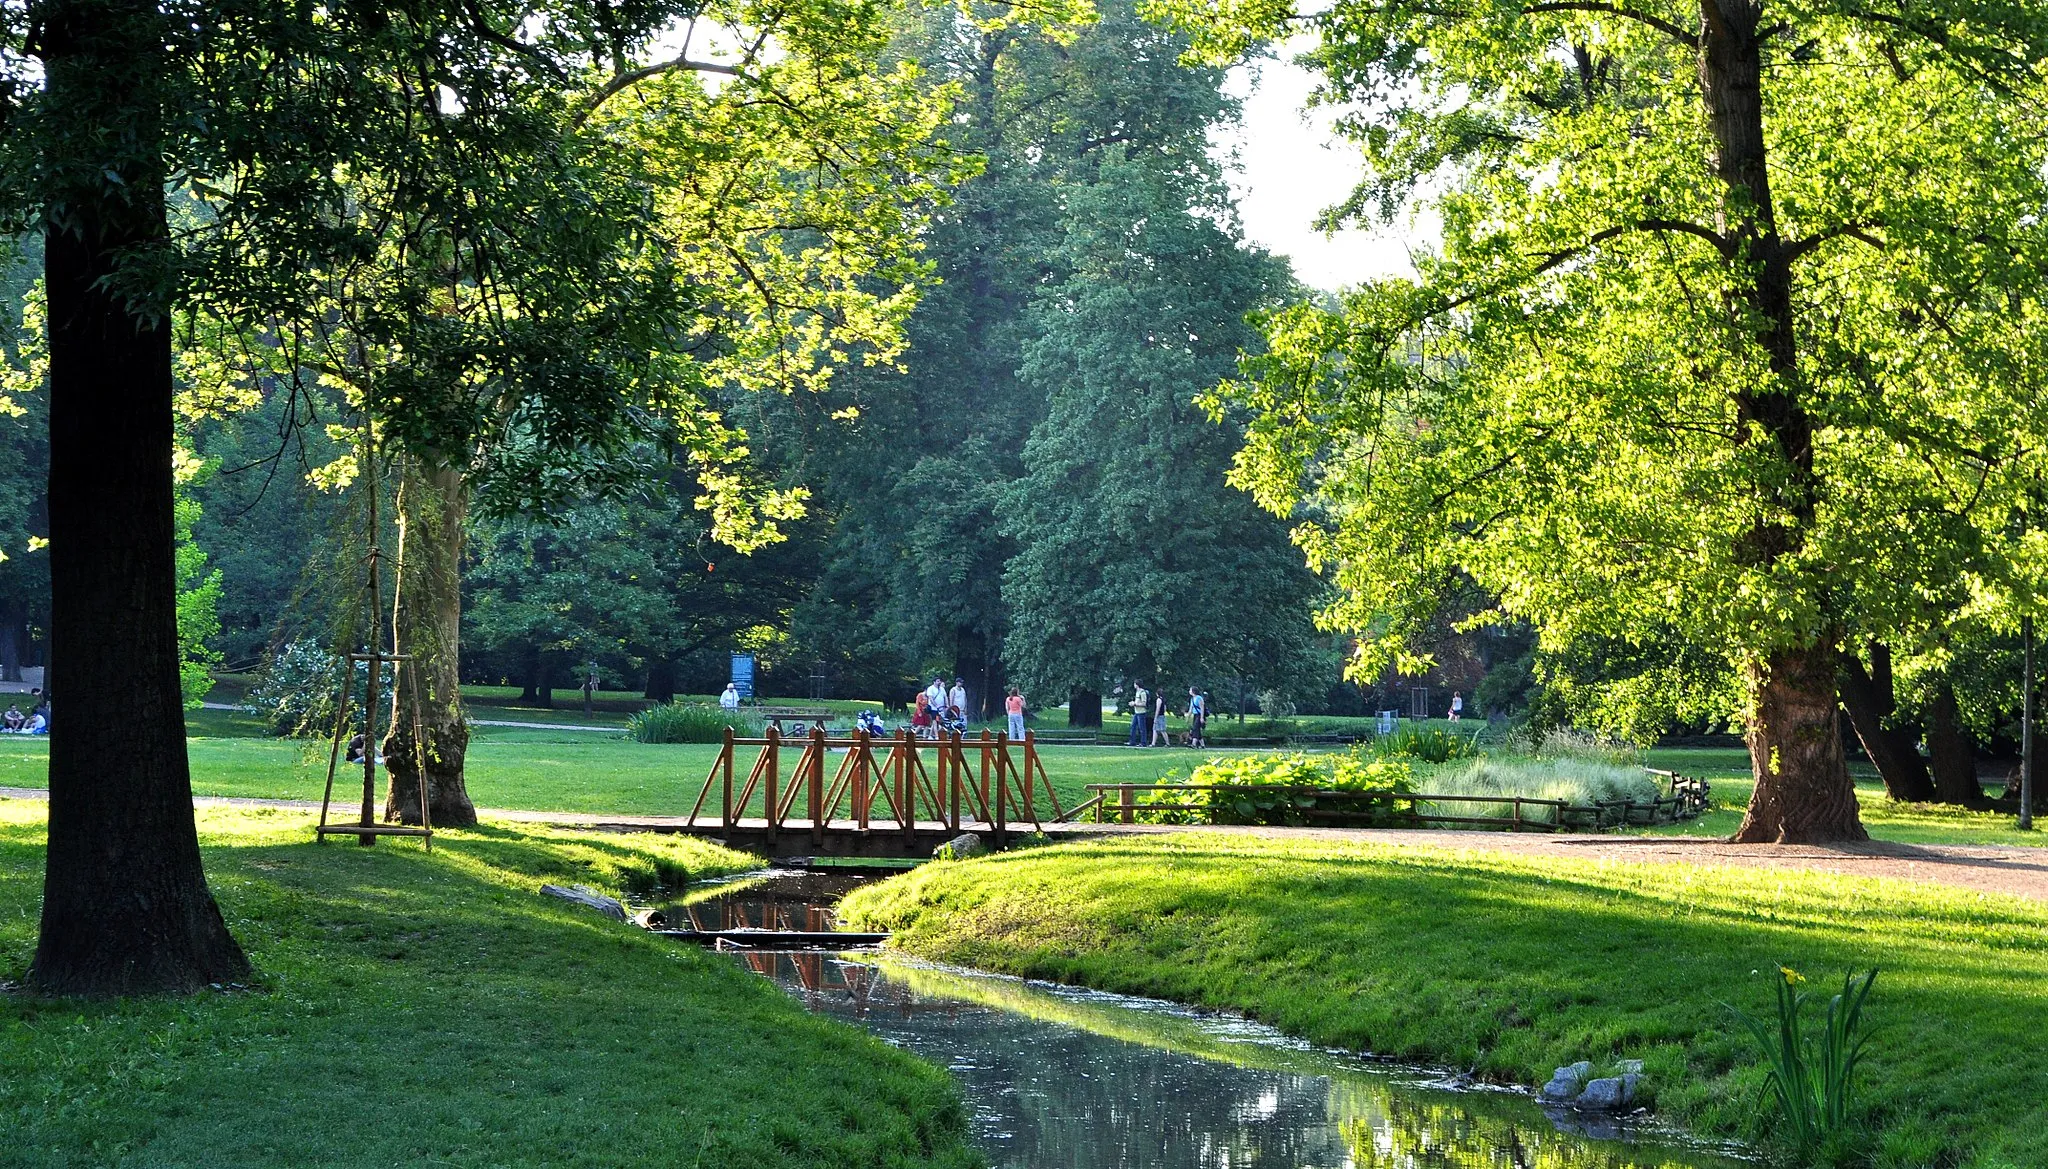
657, 869, 1751, 1169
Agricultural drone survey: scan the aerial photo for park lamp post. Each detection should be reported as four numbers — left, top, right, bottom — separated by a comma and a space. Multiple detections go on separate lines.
2023, 613, 2036, 832
2013, 500, 2038, 831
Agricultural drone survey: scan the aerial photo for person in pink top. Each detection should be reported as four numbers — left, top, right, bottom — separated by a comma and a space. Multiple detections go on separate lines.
1005, 687, 1026, 739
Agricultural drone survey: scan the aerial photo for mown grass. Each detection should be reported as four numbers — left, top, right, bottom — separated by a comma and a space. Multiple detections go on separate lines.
0, 731, 1206, 823
842, 833, 2047, 1168
0, 800, 977, 1168
1, 733, 2035, 848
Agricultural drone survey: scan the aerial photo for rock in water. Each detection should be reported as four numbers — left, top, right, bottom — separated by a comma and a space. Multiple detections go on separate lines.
1540, 1072, 1583, 1103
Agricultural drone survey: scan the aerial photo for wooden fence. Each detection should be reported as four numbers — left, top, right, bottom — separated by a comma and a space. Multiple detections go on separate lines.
1063, 768, 1711, 833
685, 727, 1065, 843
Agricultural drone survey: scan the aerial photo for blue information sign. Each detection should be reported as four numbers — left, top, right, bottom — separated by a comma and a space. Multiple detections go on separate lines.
730, 653, 756, 700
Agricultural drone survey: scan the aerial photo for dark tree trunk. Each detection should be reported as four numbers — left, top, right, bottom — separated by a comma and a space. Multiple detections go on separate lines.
643, 658, 675, 704
519, 657, 539, 703
1699, 0, 1865, 841
383, 461, 477, 828
30, 0, 251, 994
1067, 687, 1102, 728
1838, 645, 1934, 801
0, 599, 22, 683
528, 647, 553, 709
1734, 645, 1867, 843
1924, 679, 1985, 807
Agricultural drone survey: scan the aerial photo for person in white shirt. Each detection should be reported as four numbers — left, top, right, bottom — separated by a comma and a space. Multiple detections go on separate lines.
948, 678, 968, 723
719, 683, 740, 710
1449, 692, 1464, 722
924, 677, 947, 722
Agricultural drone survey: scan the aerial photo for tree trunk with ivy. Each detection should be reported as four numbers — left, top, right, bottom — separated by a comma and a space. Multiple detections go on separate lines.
382, 460, 477, 827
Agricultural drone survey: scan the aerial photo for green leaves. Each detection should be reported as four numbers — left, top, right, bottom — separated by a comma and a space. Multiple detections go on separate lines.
1167, 0, 2048, 741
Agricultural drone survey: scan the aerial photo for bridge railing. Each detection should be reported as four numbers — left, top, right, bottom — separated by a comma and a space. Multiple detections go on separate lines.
685, 727, 1065, 844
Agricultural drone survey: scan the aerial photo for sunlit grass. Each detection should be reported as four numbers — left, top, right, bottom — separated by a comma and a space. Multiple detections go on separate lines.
0, 801, 976, 1167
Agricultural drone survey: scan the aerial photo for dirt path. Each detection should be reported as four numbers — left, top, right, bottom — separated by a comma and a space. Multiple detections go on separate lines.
3, 786, 2042, 903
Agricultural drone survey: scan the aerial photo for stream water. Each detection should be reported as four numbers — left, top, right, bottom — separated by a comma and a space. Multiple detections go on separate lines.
657, 869, 1751, 1169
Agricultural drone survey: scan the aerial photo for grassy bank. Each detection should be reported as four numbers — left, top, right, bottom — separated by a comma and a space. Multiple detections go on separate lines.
0, 801, 977, 1167
843, 834, 2047, 1168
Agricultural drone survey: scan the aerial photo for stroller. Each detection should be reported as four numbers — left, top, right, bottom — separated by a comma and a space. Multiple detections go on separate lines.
855, 709, 889, 738
936, 705, 969, 738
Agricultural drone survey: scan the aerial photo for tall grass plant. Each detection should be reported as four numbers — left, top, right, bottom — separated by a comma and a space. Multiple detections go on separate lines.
628, 702, 761, 744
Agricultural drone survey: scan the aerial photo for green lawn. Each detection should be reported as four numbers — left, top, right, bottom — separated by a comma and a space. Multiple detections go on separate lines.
0, 801, 977, 1167
2, 731, 2036, 848
843, 833, 2047, 1168
0, 724, 1207, 821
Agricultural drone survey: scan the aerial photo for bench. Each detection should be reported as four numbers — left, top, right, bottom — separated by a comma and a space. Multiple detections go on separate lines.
751, 706, 835, 735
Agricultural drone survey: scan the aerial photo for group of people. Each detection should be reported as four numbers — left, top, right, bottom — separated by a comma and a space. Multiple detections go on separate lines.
2, 692, 49, 735
1123, 683, 1208, 748
912, 676, 970, 739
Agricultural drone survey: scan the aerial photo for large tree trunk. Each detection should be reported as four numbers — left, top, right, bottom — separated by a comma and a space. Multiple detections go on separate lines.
1924, 679, 1984, 807
1838, 645, 1934, 801
1701, 0, 1866, 842
30, 0, 251, 994
1067, 687, 1102, 728
383, 461, 477, 827
643, 657, 676, 703
528, 647, 554, 709
0, 598, 22, 683
1734, 646, 1867, 843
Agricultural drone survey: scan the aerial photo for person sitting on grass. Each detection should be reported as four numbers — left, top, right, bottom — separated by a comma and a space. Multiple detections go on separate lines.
25, 709, 46, 735
1, 705, 20, 732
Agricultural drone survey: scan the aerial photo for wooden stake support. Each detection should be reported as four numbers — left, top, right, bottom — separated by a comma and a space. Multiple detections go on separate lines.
314, 446, 432, 849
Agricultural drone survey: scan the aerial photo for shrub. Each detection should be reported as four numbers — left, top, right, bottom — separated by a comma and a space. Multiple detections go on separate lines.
1136, 750, 1414, 827
1371, 723, 1483, 763
629, 703, 761, 744
247, 639, 366, 738
1420, 756, 1661, 825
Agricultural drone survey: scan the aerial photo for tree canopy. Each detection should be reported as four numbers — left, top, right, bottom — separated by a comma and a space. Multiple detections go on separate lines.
1150, 0, 2048, 838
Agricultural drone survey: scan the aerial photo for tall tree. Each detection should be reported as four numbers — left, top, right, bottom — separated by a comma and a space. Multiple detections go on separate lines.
1000, 157, 1319, 714
16, 0, 251, 992
1158, 0, 2048, 841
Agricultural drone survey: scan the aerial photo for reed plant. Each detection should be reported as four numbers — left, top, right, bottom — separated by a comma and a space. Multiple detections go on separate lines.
628, 702, 762, 744
1728, 966, 1879, 1159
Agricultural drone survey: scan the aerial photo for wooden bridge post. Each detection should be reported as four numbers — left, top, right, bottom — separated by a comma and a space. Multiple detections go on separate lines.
935, 731, 949, 832
854, 729, 870, 832
993, 731, 1010, 847
810, 726, 827, 846
721, 727, 735, 829
901, 729, 917, 848
764, 724, 781, 843
1119, 783, 1134, 824
896, 729, 913, 837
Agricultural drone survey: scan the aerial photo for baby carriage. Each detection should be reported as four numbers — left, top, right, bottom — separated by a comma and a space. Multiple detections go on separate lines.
855, 709, 889, 738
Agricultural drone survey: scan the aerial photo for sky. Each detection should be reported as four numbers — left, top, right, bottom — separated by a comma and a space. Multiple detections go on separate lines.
1212, 51, 1429, 292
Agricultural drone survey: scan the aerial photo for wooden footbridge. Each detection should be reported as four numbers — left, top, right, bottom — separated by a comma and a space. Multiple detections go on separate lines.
680, 727, 1065, 857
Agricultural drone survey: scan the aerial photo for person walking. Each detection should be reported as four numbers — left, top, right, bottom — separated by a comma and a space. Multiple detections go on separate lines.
1449, 691, 1464, 722
1187, 687, 1207, 748
949, 677, 969, 726
1127, 681, 1150, 747
1149, 686, 1172, 747
719, 682, 740, 710
1005, 687, 1027, 740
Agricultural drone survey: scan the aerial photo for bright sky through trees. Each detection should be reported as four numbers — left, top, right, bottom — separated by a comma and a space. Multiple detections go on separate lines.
1212, 43, 1429, 290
